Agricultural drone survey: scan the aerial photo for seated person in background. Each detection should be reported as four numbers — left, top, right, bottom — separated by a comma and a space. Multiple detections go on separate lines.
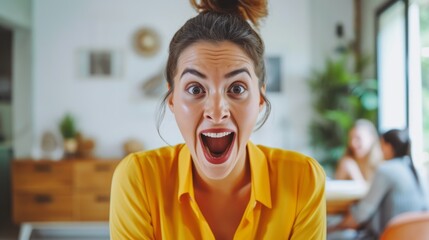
335, 119, 383, 185
330, 129, 428, 239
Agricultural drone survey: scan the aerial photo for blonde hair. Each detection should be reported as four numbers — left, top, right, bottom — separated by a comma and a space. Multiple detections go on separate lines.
345, 119, 383, 168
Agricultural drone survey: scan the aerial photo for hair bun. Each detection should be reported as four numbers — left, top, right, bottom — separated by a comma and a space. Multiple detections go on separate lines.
190, 0, 268, 27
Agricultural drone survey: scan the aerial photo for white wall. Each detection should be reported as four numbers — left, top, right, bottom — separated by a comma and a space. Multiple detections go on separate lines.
31, 0, 353, 158
255, 0, 315, 153
33, 0, 194, 158
310, 0, 354, 70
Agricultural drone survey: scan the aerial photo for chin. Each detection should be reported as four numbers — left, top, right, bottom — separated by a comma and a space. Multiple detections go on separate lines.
194, 143, 239, 180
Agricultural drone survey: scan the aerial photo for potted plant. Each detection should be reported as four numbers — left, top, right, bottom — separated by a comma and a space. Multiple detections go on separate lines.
60, 114, 78, 157
308, 51, 378, 176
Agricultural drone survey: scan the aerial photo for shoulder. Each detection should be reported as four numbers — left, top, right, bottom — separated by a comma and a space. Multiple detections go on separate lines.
114, 144, 185, 177
256, 145, 325, 181
377, 158, 408, 177
337, 156, 358, 168
135, 144, 184, 162
335, 156, 360, 178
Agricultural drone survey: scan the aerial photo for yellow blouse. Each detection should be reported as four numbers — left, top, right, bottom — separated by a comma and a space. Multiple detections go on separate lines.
110, 141, 326, 239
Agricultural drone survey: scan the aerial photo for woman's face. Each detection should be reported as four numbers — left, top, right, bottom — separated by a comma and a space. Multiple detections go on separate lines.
349, 126, 374, 159
168, 41, 264, 180
380, 138, 394, 160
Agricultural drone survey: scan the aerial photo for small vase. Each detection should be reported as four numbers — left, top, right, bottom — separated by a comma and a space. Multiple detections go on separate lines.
63, 138, 78, 158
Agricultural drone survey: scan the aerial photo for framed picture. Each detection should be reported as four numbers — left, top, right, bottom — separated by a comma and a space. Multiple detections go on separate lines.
77, 49, 122, 79
265, 56, 282, 92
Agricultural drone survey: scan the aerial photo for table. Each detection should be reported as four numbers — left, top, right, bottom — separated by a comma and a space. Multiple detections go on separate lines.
326, 180, 368, 214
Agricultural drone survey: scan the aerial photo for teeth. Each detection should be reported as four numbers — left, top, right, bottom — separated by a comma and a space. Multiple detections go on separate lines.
202, 132, 232, 138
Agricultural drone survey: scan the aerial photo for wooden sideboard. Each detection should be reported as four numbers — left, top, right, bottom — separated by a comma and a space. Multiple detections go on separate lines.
12, 159, 120, 223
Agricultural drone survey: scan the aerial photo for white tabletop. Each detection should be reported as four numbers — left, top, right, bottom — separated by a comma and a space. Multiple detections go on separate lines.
325, 180, 368, 201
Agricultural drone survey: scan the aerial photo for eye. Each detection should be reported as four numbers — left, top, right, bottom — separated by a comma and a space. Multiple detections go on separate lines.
228, 83, 246, 95
186, 84, 206, 96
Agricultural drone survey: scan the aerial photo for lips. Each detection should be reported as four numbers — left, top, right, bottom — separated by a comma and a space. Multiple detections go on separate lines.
200, 129, 235, 164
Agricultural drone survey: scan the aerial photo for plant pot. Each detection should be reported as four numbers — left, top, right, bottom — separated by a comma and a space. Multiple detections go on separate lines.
63, 138, 78, 157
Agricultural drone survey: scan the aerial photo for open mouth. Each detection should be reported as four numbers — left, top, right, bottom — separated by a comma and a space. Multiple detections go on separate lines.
200, 131, 235, 164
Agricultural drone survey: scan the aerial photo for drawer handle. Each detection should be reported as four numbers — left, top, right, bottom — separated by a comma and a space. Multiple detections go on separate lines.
34, 164, 52, 172
96, 195, 110, 203
34, 194, 52, 203
95, 165, 110, 172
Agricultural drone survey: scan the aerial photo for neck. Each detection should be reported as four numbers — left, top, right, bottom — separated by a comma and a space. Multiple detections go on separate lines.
193, 151, 251, 195
355, 152, 370, 164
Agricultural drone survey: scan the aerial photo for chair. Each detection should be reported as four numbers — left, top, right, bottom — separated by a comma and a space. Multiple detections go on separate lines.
380, 211, 429, 240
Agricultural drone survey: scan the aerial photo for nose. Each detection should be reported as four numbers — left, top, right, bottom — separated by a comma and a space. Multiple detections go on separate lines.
204, 92, 230, 123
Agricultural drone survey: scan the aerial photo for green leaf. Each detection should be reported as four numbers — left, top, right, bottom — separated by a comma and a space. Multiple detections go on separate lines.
308, 48, 378, 172
361, 92, 378, 110
60, 114, 77, 139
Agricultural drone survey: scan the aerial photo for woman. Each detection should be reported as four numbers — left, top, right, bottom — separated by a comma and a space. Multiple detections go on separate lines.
110, 0, 326, 239
331, 129, 427, 239
335, 119, 383, 185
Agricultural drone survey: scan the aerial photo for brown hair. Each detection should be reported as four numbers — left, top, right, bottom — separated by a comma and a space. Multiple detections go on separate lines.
381, 129, 421, 187
381, 129, 411, 158
157, 0, 271, 135
190, 0, 268, 28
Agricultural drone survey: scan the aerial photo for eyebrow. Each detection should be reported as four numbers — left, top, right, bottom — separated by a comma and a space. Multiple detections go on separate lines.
224, 68, 251, 78
180, 68, 206, 79
180, 67, 251, 80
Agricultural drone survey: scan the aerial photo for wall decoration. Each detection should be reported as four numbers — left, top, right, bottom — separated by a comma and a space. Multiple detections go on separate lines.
265, 56, 282, 92
78, 49, 122, 79
134, 27, 161, 57
141, 70, 166, 98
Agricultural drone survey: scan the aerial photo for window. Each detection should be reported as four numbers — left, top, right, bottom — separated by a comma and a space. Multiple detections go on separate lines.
376, 0, 429, 171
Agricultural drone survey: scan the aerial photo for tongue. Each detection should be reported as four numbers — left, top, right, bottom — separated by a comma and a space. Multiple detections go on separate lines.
205, 135, 231, 155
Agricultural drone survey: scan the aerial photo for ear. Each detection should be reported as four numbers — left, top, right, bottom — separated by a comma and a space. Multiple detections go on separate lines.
259, 85, 266, 112
167, 84, 174, 112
